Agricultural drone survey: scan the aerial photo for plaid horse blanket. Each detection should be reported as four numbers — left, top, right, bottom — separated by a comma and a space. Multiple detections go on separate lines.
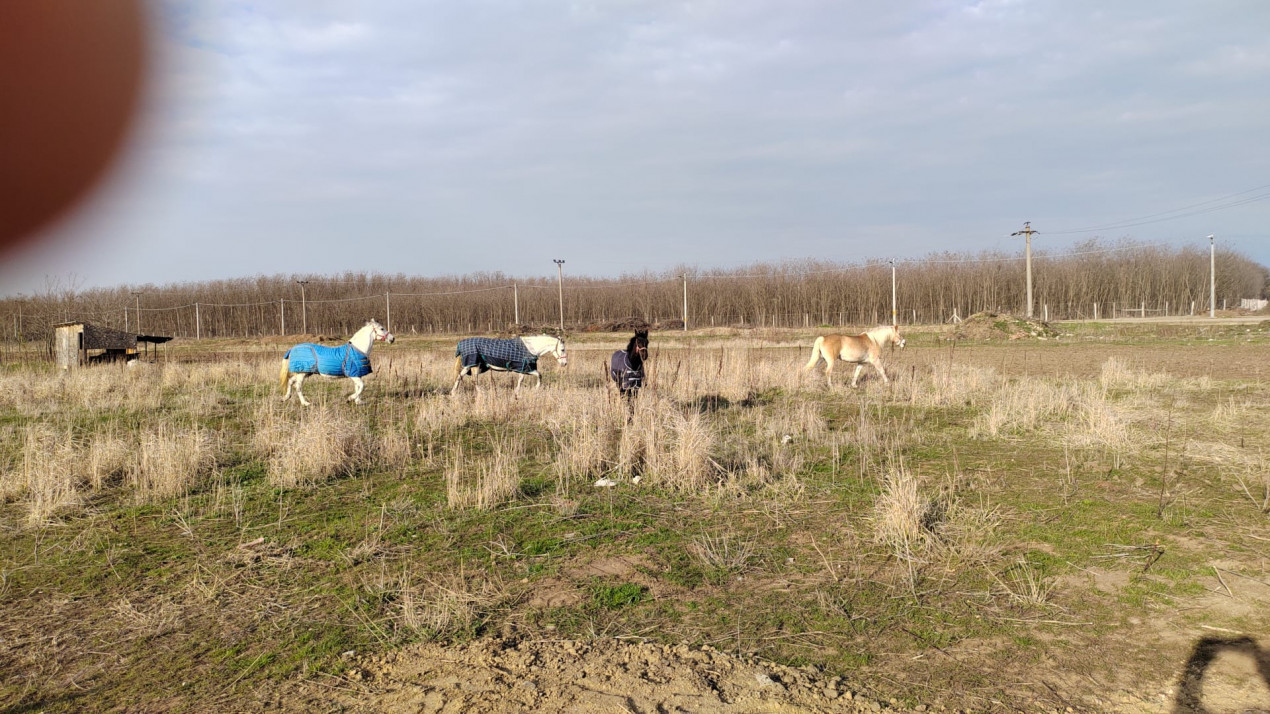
284, 343, 373, 378
457, 337, 538, 375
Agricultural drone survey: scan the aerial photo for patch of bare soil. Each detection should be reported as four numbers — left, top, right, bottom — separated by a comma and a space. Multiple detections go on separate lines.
330, 637, 922, 713
950, 312, 1059, 341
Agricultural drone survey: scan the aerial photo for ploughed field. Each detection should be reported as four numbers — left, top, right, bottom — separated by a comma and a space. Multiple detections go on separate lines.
2, 319, 1269, 713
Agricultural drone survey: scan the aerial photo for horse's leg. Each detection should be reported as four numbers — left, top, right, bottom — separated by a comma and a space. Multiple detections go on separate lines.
348, 376, 365, 404
824, 358, 835, 387
451, 367, 466, 394
282, 371, 294, 402
515, 373, 525, 391
872, 360, 889, 384
850, 364, 865, 388
294, 373, 312, 406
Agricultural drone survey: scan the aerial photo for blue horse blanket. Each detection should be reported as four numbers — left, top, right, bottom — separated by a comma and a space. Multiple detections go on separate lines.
285, 343, 372, 378
457, 337, 537, 375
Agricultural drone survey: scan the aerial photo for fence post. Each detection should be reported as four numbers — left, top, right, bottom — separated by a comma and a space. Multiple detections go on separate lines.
195, 303, 201, 340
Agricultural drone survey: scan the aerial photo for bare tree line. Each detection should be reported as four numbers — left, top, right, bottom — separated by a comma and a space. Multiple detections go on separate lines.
3, 240, 1265, 346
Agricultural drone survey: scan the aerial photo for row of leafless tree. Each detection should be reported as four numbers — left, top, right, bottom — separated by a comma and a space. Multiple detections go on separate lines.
3, 241, 1266, 344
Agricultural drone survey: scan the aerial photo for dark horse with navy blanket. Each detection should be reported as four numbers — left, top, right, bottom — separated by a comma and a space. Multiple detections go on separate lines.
610, 330, 649, 399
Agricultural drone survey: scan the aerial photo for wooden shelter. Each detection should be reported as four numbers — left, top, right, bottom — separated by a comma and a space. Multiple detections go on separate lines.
53, 322, 171, 369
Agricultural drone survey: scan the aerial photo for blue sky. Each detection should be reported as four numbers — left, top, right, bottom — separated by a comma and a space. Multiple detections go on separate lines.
3, 0, 1267, 295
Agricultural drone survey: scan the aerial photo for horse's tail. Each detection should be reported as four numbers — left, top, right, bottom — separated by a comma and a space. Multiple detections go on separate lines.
279, 355, 290, 388
803, 336, 825, 371
454, 355, 463, 377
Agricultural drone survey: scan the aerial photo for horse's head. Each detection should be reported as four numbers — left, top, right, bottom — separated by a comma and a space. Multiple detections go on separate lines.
370, 319, 395, 344
628, 330, 649, 361
554, 338, 568, 366
891, 326, 905, 349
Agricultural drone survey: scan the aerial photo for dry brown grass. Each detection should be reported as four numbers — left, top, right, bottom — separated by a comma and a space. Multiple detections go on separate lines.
260, 406, 367, 489
13, 424, 81, 526
445, 436, 524, 510
131, 424, 218, 502
393, 571, 512, 639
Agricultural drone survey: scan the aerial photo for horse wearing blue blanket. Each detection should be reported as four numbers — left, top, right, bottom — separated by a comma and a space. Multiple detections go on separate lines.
280, 319, 394, 406
452, 334, 568, 393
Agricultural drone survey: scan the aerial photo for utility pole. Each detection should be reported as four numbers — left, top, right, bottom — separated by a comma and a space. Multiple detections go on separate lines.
553, 260, 565, 332
1208, 234, 1216, 318
682, 273, 688, 331
296, 280, 309, 334
131, 292, 143, 334
513, 284, 519, 325
890, 260, 898, 327
1011, 222, 1037, 318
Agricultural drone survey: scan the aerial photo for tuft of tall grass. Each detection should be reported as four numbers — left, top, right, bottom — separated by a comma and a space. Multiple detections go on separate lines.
1099, 357, 1170, 391
15, 424, 81, 526
909, 363, 1000, 408
393, 572, 511, 640
131, 424, 217, 502
445, 437, 524, 510
260, 406, 366, 489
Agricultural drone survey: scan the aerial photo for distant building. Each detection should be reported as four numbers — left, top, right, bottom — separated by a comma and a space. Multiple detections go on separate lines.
53, 322, 172, 369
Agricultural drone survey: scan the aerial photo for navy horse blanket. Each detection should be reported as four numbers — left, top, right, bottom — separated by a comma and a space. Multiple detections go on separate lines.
285, 343, 372, 378
610, 351, 645, 391
457, 337, 538, 375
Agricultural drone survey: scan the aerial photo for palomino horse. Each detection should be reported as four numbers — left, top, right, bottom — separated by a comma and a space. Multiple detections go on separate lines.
280, 319, 395, 405
609, 330, 649, 399
802, 325, 905, 387
452, 334, 568, 392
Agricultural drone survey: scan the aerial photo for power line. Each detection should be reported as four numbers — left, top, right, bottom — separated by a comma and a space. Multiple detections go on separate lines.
1045, 184, 1270, 235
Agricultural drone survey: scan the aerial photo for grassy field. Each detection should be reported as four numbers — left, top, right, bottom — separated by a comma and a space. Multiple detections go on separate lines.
2, 319, 1269, 712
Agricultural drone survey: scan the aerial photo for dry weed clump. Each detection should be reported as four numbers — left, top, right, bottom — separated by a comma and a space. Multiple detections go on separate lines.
88, 430, 132, 490
618, 405, 717, 492
131, 424, 218, 502
869, 465, 1003, 585
690, 530, 758, 572
263, 406, 368, 489
445, 438, 524, 510
1098, 357, 1170, 391
546, 392, 623, 489
909, 363, 1000, 408
12, 424, 82, 526
393, 572, 511, 640
971, 378, 1131, 452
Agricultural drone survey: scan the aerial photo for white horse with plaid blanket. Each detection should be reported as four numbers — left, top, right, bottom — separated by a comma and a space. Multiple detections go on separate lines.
452, 335, 567, 393
280, 319, 394, 406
